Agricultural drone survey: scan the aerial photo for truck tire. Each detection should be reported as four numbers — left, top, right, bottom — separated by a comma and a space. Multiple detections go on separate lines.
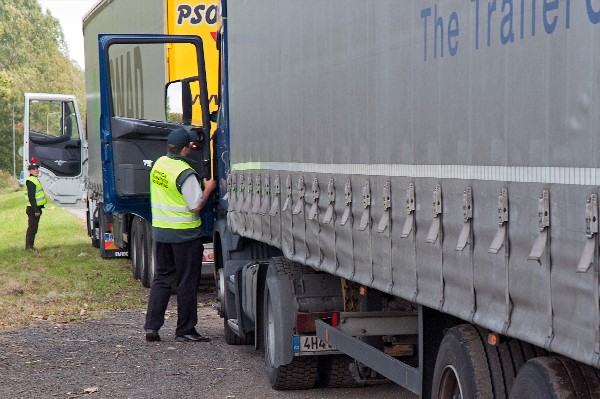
474, 327, 541, 398
497, 339, 516, 394
479, 332, 552, 396
223, 316, 252, 345
475, 328, 506, 399
505, 338, 531, 394
215, 267, 225, 317
98, 205, 109, 258
87, 203, 99, 248
577, 361, 600, 398
130, 217, 141, 280
556, 357, 592, 399
270, 256, 316, 278
500, 338, 544, 394
140, 221, 153, 288
264, 280, 318, 390
431, 324, 493, 399
318, 355, 363, 388
509, 357, 575, 399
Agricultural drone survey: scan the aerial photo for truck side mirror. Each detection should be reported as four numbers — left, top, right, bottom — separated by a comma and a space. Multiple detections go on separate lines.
181, 81, 192, 125
165, 76, 200, 126
165, 80, 184, 124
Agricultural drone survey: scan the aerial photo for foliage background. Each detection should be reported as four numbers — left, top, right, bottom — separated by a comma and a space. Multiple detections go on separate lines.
0, 0, 85, 174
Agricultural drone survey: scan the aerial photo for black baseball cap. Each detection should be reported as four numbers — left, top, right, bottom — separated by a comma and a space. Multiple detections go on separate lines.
167, 128, 199, 149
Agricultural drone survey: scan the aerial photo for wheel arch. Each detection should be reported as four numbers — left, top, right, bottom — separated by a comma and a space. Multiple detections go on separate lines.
421, 306, 465, 399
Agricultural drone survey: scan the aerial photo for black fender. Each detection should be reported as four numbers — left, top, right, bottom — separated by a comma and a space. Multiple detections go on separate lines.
223, 260, 248, 319
265, 274, 296, 367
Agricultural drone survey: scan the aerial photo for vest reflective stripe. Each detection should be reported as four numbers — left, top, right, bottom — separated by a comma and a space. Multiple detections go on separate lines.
151, 202, 191, 212
150, 156, 201, 230
152, 214, 200, 223
24, 176, 47, 206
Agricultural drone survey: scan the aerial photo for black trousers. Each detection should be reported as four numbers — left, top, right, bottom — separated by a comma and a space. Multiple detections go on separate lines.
26, 206, 41, 249
144, 238, 203, 336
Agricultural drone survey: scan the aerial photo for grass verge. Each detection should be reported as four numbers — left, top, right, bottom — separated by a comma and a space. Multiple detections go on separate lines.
0, 170, 147, 330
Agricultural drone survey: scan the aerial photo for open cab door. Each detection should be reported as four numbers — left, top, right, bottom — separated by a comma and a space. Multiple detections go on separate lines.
97, 34, 213, 231
23, 93, 86, 207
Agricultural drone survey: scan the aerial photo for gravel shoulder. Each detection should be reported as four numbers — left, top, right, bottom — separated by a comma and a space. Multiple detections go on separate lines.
0, 288, 416, 399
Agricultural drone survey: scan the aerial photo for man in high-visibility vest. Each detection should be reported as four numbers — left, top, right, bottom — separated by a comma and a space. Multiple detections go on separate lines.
24, 161, 47, 250
145, 128, 216, 343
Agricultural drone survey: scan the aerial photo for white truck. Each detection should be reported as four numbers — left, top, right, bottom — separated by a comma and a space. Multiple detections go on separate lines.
22, 93, 86, 208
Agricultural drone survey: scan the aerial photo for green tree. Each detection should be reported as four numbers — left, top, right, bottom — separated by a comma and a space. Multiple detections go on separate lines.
0, 0, 85, 174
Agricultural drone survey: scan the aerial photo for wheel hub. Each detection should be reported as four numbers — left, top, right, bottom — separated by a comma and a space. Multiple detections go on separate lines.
438, 365, 463, 399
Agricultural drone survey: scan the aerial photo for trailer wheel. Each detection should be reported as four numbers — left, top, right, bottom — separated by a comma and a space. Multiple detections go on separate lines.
98, 205, 109, 258
87, 202, 99, 248
130, 217, 141, 280
497, 339, 516, 394
318, 355, 363, 388
475, 328, 506, 399
264, 281, 318, 390
556, 357, 591, 399
507, 339, 527, 373
223, 317, 252, 345
508, 357, 575, 399
140, 221, 153, 288
270, 256, 316, 277
215, 268, 225, 317
520, 341, 537, 364
577, 362, 600, 398
431, 324, 493, 399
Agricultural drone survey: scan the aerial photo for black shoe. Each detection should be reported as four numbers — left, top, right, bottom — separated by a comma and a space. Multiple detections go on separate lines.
176, 333, 210, 342
145, 329, 161, 342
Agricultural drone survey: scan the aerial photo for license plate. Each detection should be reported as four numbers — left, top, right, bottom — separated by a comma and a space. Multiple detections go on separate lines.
293, 335, 335, 353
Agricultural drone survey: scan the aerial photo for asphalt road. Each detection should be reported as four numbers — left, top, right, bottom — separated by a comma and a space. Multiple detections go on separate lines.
30, 205, 418, 398
0, 289, 417, 399
63, 205, 86, 223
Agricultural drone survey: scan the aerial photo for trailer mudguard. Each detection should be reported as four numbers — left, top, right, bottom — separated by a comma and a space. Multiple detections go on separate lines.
265, 275, 296, 367
223, 260, 248, 320
240, 261, 269, 349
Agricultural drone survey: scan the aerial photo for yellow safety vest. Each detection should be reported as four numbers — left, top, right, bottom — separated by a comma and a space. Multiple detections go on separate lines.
150, 156, 201, 230
24, 175, 47, 207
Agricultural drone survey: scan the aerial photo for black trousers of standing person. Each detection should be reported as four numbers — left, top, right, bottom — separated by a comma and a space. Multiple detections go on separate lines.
144, 238, 203, 337
25, 206, 42, 249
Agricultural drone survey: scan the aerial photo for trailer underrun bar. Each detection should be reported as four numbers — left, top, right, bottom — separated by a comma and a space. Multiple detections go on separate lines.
315, 319, 422, 395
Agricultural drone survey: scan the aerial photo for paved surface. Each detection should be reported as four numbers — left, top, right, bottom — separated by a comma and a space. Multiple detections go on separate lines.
0, 290, 417, 399
41, 205, 418, 398
63, 205, 86, 223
